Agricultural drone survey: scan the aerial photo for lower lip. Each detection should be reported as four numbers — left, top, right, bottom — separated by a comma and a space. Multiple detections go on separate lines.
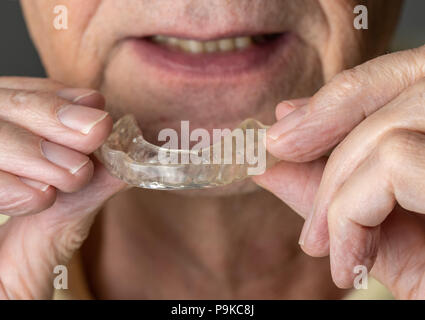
129, 33, 293, 77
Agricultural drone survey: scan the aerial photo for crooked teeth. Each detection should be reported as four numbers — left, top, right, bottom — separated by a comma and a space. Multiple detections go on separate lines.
204, 41, 218, 53
218, 38, 235, 52
152, 36, 254, 54
182, 40, 204, 53
235, 36, 252, 49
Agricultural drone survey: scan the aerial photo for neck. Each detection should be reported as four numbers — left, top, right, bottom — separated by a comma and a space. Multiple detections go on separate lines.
82, 184, 345, 299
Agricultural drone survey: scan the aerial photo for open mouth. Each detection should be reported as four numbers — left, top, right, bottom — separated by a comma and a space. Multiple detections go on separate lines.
130, 32, 292, 76
149, 34, 282, 54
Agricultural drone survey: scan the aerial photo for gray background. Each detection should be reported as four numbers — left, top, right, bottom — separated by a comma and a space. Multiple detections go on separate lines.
0, 0, 424, 77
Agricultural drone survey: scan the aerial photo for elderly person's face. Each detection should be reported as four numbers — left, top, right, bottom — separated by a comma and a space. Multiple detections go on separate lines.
21, 0, 401, 143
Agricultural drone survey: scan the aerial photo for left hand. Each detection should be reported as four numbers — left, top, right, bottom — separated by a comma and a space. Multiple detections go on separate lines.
254, 45, 425, 299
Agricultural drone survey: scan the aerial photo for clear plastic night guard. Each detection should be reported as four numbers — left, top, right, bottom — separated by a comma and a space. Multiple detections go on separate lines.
95, 114, 278, 190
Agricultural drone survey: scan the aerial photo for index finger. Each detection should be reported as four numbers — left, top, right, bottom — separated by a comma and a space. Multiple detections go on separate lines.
266, 45, 425, 162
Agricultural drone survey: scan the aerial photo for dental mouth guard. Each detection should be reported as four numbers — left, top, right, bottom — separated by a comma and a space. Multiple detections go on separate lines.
95, 114, 278, 190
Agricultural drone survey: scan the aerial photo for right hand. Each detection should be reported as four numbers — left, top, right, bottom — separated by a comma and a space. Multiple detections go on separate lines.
0, 77, 127, 299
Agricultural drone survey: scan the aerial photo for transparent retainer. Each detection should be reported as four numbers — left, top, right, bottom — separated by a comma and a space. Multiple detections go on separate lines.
95, 114, 278, 190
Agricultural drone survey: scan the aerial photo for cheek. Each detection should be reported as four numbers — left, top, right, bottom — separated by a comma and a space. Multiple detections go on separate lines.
316, 0, 368, 80
21, 0, 103, 87
317, 0, 402, 81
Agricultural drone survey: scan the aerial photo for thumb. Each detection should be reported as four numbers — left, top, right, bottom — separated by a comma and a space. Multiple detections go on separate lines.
252, 96, 322, 219
267, 45, 425, 162
253, 157, 326, 219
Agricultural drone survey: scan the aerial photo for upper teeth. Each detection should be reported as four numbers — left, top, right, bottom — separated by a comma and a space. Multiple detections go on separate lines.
152, 35, 253, 53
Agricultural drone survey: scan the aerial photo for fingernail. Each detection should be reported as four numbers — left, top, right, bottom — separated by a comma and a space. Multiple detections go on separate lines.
267, 107, 307, 141
57, 104, 109, 135
286, 97, 311, 108
19, 177, 50, 192
56, 88, 98, 103
275, 102, 297, 120
298, 209, 314, 246
41, 140, 90, 175
276, 98, 311, 120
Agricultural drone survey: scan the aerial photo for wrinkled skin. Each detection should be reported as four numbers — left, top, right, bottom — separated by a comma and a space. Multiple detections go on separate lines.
2, 0, 423, 299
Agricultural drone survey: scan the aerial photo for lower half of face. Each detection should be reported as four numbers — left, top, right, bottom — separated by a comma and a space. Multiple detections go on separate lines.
21, 0, 401, 194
